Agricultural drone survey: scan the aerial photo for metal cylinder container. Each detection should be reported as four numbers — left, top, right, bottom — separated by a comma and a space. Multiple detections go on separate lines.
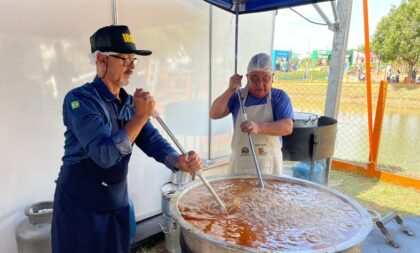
15, 201, 53, 253
282, 116, 337, 161
160, 183, 182, 253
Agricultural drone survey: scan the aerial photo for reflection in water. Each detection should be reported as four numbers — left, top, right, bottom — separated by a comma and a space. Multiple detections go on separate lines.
283, 83, 420, 179
379, 112, 420, 177
336, 110, 420, 178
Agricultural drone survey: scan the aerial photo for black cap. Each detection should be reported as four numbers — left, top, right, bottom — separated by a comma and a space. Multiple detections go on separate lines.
90, 25, 152, 56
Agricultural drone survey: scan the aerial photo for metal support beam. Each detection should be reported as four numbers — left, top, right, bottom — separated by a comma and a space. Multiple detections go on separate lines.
324, 0, 353, 118
331, 0, 339, 24
324, 0, 353, 183
271, 10, 277, 59
208, 5, 213, 160
313, 2, 339, 31
313, 3, 332, 26
111, 0, 118, 25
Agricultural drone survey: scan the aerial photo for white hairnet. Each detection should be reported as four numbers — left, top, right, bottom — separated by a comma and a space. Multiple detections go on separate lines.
88, 50, 119, 64
247, 53, 273, 73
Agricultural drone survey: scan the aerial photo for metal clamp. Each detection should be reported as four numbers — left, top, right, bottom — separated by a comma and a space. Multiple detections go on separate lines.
163, 212, 177, 230
308, 114, 318, 123
367, 209, 382, 223
158, 213, 177, 234
375, 211, 415, 248
157, 223, 168, 234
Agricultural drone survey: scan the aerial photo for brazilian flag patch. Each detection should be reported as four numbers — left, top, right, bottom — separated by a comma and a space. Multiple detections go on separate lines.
71, 100, 80, 109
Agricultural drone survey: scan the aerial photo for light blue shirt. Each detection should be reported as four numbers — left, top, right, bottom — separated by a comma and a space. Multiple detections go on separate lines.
227, 87, 294, 127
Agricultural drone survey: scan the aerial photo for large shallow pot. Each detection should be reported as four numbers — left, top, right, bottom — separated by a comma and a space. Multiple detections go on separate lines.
169, 174, 372, 253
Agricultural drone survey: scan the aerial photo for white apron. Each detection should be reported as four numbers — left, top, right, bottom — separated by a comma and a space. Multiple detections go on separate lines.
229, 89, 283, 176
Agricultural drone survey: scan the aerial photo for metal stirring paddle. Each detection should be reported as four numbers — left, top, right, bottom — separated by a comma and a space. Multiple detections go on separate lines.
236, 90, 265, 189
233, 5, 264, 188
152, 111, 228, 212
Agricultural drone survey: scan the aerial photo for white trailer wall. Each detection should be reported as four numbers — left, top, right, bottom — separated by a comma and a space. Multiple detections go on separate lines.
0, 0, 274, 252
210, 7, 275, 159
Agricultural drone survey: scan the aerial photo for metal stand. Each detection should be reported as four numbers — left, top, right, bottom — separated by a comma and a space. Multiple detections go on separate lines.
376, 212, 415, 248
362, 215, 419, 253
309, 132, 330, 185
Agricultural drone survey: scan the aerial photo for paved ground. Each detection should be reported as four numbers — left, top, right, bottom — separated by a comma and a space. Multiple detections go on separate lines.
133, 233, 167, 253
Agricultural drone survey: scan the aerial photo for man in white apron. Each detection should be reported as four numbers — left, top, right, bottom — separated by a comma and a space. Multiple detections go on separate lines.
210, 53, 293, 176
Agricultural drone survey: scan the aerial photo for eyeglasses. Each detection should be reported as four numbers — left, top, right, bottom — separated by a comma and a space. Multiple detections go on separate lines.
110, 55, 139, 67
249, 75, 272, 84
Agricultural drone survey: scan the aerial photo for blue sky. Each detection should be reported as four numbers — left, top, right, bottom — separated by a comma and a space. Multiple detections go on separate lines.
274, 0, 402, 55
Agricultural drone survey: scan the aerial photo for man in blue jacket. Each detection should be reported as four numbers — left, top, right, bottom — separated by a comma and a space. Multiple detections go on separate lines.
51, 25, 202, 253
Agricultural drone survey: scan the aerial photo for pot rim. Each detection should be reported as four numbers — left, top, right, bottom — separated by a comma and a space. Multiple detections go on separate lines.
294, 112, 319, 121
170, 174, 372, 253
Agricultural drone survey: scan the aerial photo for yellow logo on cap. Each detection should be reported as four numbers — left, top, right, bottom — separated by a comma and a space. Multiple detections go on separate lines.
122, 33, 135, 44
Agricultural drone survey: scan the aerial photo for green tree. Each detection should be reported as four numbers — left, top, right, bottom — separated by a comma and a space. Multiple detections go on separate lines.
371, 0, 420, 81
357, 44, 365, 53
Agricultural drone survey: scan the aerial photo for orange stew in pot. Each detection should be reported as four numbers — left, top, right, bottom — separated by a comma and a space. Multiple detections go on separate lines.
178, 178, 362, 251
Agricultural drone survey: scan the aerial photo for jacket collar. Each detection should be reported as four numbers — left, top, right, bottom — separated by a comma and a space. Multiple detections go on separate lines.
92, 75, 129, 105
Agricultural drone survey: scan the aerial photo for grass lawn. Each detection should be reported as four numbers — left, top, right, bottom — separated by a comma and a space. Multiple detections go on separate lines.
329, 169, 420, 218
136, 169, 420, 253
